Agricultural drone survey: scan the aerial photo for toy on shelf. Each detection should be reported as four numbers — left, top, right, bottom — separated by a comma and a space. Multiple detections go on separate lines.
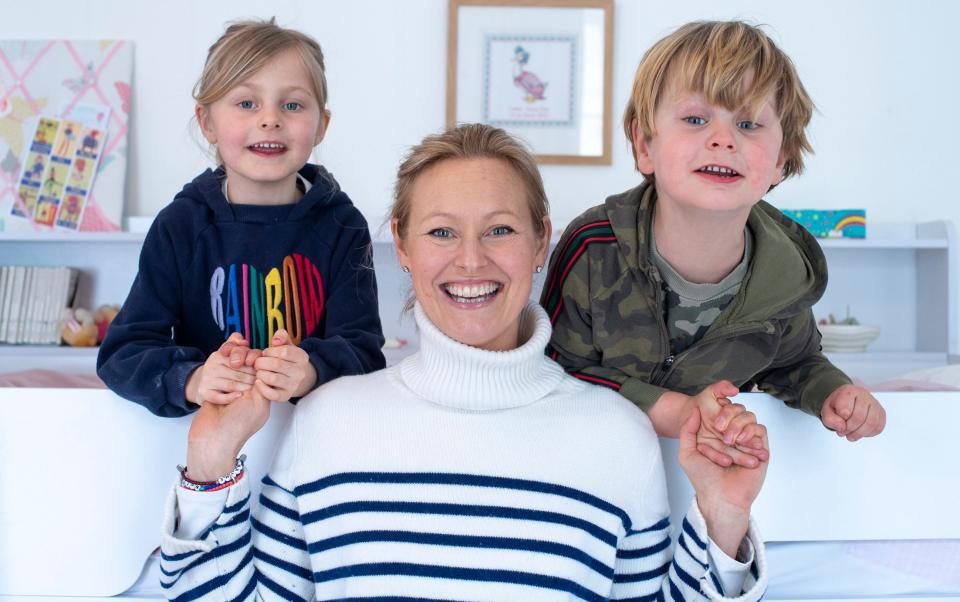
782, 209, 866, 239
817, 308, 880, 353
94, 304, 119, 343
60, 308, 97, 347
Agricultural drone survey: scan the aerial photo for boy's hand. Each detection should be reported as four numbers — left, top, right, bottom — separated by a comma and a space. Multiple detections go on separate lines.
821, 384, 886, 441
253, 329, 318, 403
690, 381, 768, 469
185, 333, 257, 406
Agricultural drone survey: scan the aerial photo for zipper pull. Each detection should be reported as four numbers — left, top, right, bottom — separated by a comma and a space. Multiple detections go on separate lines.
663, 354, 675, 368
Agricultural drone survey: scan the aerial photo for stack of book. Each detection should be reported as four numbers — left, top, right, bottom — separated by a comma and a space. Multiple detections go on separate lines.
0, 266, 79, 344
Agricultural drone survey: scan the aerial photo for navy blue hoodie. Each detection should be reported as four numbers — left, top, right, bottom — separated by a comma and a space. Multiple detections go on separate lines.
97, 164, 385, 417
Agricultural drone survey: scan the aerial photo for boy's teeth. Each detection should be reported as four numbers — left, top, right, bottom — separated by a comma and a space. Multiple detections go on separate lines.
252, 143, 284, 150
700, 165, 738, 175
445, 283, 499, 299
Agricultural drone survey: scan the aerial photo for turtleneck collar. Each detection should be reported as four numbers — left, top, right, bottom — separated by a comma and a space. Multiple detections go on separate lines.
398, 301, 566, 411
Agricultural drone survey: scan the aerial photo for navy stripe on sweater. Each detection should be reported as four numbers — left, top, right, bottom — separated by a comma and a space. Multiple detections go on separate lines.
294, 471, 633, 530
169, 547, 253, 602
306, 529, 614, 578
312, 562, 608, 602
300, 500, 618, 547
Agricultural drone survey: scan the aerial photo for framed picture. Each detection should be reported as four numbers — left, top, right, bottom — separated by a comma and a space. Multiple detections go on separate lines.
447, 0, 613, 165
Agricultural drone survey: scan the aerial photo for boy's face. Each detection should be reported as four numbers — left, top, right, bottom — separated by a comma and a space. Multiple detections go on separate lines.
632, 78, 786, 217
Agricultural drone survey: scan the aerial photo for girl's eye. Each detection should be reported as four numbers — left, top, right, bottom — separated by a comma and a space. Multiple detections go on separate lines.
737, 120, 759, 130
490, 225, 515, 236
238, 100, 255, 110
428, 228, 452, 239
683, 116, 706, 126
283, 102, 301, 111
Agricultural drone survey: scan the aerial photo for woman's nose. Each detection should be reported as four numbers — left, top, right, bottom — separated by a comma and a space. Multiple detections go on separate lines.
455, 238, 487, 270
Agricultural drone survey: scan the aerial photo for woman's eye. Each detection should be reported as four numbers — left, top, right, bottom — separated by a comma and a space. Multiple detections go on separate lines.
490, 225, 515, 236
737, 120, 759, 130
428, 228, 452, 239
238, 100, 255, 110
683, 116, 706, 126
283, 102, 301, 111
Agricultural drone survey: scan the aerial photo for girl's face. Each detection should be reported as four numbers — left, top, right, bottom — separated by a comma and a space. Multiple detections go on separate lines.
197, 48, 329, 205
393, 157, 550, 352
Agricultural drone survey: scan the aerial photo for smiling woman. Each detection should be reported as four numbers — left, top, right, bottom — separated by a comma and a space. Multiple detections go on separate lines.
159, 123, 773, 601
391, 133, 550, 351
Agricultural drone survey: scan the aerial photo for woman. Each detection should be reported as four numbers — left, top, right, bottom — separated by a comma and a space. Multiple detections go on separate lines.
161, 124, 769, 601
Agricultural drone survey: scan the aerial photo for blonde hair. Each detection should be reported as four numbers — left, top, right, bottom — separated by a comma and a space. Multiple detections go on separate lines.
194, 18, 329, 163
391, 123, 549, 241
624, 20, 814, 182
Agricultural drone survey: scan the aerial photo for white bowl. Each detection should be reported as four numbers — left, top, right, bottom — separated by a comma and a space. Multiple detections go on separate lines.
818, 324, 881, 353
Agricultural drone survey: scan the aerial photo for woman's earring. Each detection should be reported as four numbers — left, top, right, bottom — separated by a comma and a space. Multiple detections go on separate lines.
401, 266, 410, 273
535, 265, 543, 273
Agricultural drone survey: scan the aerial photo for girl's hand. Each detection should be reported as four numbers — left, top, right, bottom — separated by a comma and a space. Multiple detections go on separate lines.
185, 333, 257, 406
679, 407, 769, 558
253, 329, 318, 402
185, 372, 271, 481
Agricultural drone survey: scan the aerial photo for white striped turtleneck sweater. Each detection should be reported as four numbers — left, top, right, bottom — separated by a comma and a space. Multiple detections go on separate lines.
161, 302, 767, 601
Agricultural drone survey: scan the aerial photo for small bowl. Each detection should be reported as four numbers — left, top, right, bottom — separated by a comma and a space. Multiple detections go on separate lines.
818, 324, 881, 353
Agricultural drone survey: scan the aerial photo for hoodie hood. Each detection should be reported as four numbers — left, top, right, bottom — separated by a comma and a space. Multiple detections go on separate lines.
604, 181, 828, 324
178, 163, 345, 223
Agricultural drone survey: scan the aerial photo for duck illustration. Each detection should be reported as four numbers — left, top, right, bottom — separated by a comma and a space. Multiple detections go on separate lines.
512, 46, 547, 102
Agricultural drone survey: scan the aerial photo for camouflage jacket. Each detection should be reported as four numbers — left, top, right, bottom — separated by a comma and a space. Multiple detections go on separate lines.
540, 182, 851, 417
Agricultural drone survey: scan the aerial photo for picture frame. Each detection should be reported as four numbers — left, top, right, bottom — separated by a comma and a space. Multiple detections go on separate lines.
447, 0, 613, 165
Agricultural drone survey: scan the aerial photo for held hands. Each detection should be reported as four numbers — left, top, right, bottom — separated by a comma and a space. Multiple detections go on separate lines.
679, 406, 769, 558
688, 381, 768, 469
252, 329, 318, 402
185, 332, 258, 406
820, 384, 886, 441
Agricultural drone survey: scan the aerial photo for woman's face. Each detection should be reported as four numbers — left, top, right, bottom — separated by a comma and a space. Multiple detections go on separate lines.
393, 157, 550, 351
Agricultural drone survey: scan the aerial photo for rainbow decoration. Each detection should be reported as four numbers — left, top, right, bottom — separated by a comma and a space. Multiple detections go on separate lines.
781, 209, 866, 239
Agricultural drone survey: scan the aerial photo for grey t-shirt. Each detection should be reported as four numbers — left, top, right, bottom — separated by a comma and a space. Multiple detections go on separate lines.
650, 227, 753, 355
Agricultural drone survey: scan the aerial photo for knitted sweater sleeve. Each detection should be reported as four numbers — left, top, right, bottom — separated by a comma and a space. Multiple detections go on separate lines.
159, 412, 314, 600
96, 216, 206, 417
610, 434, 767, 601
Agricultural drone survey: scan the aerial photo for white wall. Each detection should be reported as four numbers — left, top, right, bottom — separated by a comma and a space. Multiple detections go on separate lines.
2, 0, 957, 227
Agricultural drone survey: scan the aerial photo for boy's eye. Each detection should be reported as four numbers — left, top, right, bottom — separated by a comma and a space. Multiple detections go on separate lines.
283, 102, 301, 111
737, 120, 759, 130
238, 100, 255, 110
683, 116, 706, 126
490, 225, 515, 236
428, 228, 452, 239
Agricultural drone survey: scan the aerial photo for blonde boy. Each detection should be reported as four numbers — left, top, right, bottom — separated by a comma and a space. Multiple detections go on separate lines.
542, 21, 885, 456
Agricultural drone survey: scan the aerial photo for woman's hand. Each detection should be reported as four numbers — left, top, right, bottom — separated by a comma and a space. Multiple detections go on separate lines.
253, 329, 318, 402
679, 407, 769, 558
185, 371, 272, 482
185, 333, 258, 406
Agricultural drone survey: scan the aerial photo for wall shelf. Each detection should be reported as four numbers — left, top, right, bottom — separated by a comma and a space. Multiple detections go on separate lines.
1, 220, 955, 383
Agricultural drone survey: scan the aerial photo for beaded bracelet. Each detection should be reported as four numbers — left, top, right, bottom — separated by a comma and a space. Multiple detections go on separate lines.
177, 454, 246, 492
